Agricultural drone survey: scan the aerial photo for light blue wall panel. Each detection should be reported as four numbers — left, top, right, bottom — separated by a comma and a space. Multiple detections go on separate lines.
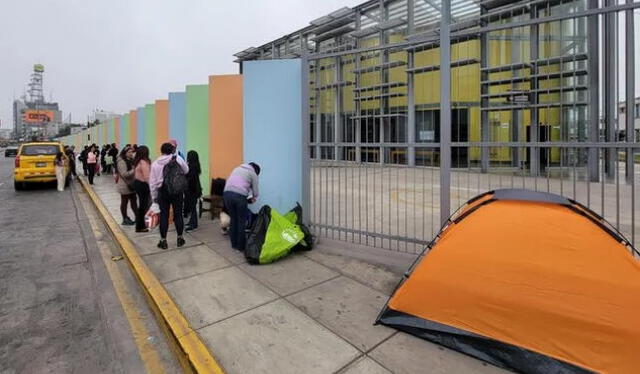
168, 92, 187, 155
243, 59, 302, 213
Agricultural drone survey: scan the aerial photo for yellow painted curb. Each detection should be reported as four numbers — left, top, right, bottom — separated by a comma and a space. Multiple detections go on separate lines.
78, 178, 225, 374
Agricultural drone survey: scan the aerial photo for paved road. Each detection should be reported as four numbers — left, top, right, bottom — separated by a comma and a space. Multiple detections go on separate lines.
0, 155, 180, 374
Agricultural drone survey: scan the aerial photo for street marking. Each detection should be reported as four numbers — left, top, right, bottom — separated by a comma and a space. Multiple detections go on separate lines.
79, 177, 225, 374
81, 194, 168, 374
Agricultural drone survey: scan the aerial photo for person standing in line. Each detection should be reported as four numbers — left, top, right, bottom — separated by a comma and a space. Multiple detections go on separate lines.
150, 142, 189, 250
133, 146, 152, 233
223, 162, 260, 251
116, 146, 138, 226
184, 150, 202, 232
65, 145, 77, 179
86, 145, 97, 184
79, 146, 89, 176
100, 145, 108, 174
54, 151, 67, 192
108, 143, 118, 173
94, 144, 101, 176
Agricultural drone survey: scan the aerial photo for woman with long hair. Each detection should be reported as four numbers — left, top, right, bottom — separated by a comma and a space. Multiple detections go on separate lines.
184, 150, 202, 231
133, 145, 152, 232
54, 151, 67, 192
115, 146, 138, 226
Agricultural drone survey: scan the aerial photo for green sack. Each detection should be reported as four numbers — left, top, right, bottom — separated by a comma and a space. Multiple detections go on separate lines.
246, 205, 305, 265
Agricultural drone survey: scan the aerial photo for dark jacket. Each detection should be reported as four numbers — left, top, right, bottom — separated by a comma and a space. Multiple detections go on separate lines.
186, 169, 202, 199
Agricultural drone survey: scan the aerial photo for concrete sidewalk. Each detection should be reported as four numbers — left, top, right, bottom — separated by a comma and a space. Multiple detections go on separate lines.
88, 174, 508, 374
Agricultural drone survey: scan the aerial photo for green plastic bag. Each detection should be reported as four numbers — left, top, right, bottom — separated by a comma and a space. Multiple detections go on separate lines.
246, 206, 305, 264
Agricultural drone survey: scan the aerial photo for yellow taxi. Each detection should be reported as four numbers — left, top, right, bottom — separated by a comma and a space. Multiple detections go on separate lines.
14, 142, 69, 190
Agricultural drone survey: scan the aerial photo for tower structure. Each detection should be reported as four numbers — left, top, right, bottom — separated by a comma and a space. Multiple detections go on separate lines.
27, 64, 45, 104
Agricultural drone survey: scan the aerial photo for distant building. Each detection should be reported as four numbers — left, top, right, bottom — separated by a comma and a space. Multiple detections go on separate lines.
12, 64, 63, 140
0, 129, 12, 140
88, 109, 116, 124
618, 97, 640, 142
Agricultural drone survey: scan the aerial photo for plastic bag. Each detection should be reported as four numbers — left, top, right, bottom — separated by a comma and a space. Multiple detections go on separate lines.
245, 205, 304, 265
219, 211, 231, 229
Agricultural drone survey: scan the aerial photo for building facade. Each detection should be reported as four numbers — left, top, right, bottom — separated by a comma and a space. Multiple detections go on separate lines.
235, 0, 636, 175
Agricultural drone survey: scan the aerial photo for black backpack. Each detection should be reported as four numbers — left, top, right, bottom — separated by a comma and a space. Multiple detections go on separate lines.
162, 156, 187, 196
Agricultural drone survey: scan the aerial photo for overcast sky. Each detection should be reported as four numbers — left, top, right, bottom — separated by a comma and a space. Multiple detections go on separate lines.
0, 2, 639, 130
0, 0, 362, 128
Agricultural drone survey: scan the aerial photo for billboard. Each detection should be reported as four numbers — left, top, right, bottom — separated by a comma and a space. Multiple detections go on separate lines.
23, 110, 54, 123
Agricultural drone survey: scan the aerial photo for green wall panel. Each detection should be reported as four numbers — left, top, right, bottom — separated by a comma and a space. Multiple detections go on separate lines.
185, 84, 210, 194
145, 104, 157, 158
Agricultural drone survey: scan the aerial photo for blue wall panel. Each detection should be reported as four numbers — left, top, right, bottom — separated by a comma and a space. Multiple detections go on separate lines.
168, 92, 187, 155
243, 59, 302, 213
137, 107, 146, 146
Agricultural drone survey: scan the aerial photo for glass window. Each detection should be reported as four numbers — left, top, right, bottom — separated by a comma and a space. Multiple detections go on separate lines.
21, 144, 59, 156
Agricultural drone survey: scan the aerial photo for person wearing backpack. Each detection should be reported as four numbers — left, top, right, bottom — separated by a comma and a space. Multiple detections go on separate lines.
149, 142, 189, 249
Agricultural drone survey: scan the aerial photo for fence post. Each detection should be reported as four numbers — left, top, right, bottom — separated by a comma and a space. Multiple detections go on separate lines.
440, 0, 451, 225
301, 56, 311, 226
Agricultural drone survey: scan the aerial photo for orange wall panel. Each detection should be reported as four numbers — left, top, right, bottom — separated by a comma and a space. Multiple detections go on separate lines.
155, 99, 169, 156
129, 109, 137, 145
209, 75, 243, 181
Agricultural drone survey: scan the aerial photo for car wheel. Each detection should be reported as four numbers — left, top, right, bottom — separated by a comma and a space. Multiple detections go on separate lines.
14, 181, 23, 191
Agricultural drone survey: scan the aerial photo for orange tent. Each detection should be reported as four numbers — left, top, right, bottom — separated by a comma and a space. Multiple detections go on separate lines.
377, 189, 640, 374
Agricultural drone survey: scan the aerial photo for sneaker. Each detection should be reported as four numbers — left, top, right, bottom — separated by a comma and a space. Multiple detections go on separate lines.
157, 239, 168, 250
122, 218, 135, 226
177, 236, 185, 247
135, 228, 149, 233
185, 225, 197, 232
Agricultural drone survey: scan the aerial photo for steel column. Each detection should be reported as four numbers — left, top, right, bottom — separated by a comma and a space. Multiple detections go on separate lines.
530, 4, 540, 176
587, 0, 600, 182
625, 0, 635, 183
407, 0, 416, 166
604, 1, 617, 179
301, 56, 311, 225
439, 0, 451, 224
480, 5, 489, 173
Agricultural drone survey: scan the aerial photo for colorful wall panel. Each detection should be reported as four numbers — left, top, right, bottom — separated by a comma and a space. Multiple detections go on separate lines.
108, 119, 114, 144
243, 59, 302, 213
129, 110, 137, 145
209, 74, 243, 182
115, 116, 121, 146
121, 113, 130, 146
186, 84, 210, 194
137, 107, 146, 147
145, 104, 157, 158
155, 100, 169, 157
168, 92, 186, 155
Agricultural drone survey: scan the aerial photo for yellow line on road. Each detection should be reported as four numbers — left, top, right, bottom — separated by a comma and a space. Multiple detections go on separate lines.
82, 196, 168, 374
78, 178, 225, 374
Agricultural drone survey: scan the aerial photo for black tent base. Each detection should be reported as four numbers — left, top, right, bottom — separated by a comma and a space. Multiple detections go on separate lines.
376, 308, 593, 374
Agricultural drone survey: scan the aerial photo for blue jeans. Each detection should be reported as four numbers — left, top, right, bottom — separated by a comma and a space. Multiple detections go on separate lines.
223, 191, 248, 251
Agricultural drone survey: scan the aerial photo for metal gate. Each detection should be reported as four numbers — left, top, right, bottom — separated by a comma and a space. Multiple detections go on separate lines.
300, 0, 640, 254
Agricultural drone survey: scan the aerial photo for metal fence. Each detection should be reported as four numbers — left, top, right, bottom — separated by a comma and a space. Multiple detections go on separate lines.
300, 0, 640, 254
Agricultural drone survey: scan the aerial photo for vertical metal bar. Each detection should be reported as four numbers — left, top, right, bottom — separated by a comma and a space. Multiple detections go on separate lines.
407, 0, 416, 167
587, 0, 600, 183
604, 1, 616, 179
625, 0, 635, 184
439, 0, 452, 225
530, 5, 540, 177
480, 7, 490, 174
301, 56, 311, 226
